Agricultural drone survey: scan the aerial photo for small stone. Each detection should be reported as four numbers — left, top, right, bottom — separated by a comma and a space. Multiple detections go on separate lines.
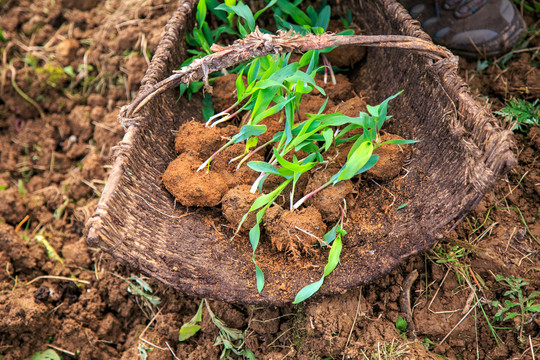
56, 39, 80, 65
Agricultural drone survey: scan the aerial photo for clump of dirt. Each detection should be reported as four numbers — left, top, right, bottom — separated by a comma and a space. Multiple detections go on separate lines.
263, 205, 327, 260
315, 73, 357, 102
162, 152, 232, 207
304, 168, 354, 222
298, 94, 335, 120
174, 120, 238, 159
221, 184, 258, 230
331, 94, 369, 116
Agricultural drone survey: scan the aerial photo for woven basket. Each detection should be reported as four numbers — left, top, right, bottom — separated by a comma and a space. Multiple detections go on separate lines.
86, 0, 515, 305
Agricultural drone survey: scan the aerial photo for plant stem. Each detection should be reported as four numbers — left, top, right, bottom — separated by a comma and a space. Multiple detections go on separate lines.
292, 180, 331, 209
197, 139, 233, 172
234, 139, 274, 169
210, 107, 243, 127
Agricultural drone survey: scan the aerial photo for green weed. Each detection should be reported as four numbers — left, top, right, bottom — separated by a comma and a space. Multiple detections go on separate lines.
35, 234, 64, 265
495, 98, 539, 133
512, 0, 540, 14
179, 299, 257, 359
490, 275, 540, 342
31, 349, 62, 360
123, 275, 161, 317
395, 316, 407, 337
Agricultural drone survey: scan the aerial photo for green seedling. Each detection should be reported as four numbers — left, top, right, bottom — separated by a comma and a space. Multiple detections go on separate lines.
490, 275, 540, 342
36, 234, 64, 265
179, 299, 204, 341
395, 316, 407, 337
494, 98, 539, 133
122, 275, 161, 318
31, 349, 61, 360
179, 299, 257, 360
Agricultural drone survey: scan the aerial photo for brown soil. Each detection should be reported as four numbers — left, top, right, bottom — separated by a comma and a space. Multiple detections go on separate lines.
264, 205, 327, 260
0, 1, 538, 359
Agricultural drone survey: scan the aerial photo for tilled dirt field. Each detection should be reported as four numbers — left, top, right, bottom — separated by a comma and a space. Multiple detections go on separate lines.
0, 1, 538, 359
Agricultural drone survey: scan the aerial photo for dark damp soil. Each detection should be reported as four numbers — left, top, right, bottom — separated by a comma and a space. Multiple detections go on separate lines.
0, 1, 539, 359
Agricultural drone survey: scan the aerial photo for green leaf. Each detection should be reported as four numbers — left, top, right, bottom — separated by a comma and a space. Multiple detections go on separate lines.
216, 2, 255, 32
249, 223, 260, 252
196, 0, 207, 27
322, 225, 338, 245
293, 235, 343, 304
376, 91, 403, 129
246, 136, 258, 152
202, 92, 214, 121
179, 300, 204, 341
247, 58, 260, 84
397, 203, 408, 210
36, 234, 64, 265
247, 161, 280, 175
273, 148, 318, 173
314, 5, 331, 30
255, 263, 265, 292
63, 66, 75, 77
236, 71, 246, 99
376, 139, 419, 148
251, 88, 279, 123
396, 316, 407, 332
277, 0, 312, 26
254, 79, 288, 90
31, 349, 62, 360
354, 154, 379, 175
251, 95, 294, 124
324, 234, 342, 276
254, 0, 278, 20
231, 124, 267, 143
293, 276, 325, 304
322, 127, 333, 151
503, 312, 520, 321
0, 26, 6, 43
332, 140, 373, 183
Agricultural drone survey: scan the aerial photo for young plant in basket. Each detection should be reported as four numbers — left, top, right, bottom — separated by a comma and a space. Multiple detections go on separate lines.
155, 0, 427, 303
234, 87, 416, 300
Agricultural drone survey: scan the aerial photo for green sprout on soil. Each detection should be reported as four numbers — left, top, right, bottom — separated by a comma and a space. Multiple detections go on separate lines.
36, 234, 64, 265
494, 98, 539, 133
122, 275, 161, 317
490, 275, 540, 342
31, 349, 62, 360
395, 316, 407, 337
179, 299, 257, 360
